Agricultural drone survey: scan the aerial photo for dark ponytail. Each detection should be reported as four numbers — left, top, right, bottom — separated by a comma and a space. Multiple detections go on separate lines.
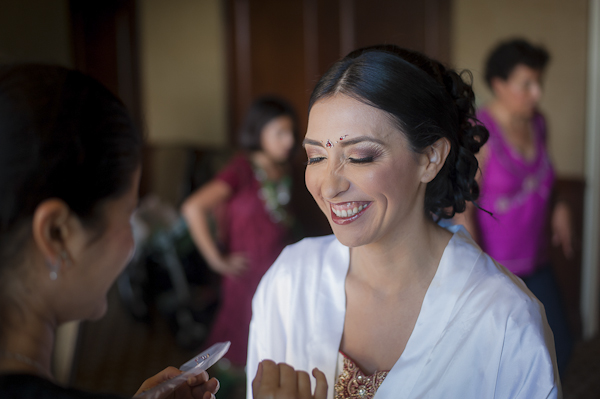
309, 44, 488, 219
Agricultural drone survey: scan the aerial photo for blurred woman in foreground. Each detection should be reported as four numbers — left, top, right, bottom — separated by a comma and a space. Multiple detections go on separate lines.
0, 64, 218, 399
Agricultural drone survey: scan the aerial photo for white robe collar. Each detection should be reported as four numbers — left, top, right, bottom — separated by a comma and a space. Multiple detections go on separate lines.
308, 226, 481, 399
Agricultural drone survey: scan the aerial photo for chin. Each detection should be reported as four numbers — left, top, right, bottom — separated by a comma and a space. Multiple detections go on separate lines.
87, 301, 109, 321
329, 223, 371, 248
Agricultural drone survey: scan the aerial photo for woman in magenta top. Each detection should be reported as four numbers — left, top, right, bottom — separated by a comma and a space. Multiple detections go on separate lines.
475, 109, 555, 276
457, 38, 573, 373
181, 97, 297, 367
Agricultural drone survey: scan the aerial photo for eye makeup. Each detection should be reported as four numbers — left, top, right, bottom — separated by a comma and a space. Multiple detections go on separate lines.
346, 142, 385, 164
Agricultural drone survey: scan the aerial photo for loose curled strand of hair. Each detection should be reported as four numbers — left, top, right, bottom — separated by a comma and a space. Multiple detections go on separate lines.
425, 65, 489, 219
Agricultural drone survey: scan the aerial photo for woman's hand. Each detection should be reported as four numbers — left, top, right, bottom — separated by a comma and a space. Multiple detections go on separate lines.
551, 201, 573, 259
210, 253, 248, 277
134, 367, 219, 399
252, 360, 328, 399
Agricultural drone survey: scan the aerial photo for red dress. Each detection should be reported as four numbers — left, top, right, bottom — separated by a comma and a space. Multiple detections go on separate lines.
204, 155, 291, 366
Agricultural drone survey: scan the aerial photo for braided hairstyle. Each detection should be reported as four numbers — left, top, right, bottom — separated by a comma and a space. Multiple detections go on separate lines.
309, 44, 489, 219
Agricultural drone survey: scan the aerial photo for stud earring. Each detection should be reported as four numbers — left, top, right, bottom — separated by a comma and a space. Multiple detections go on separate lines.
48, 251, 68, 281
429, 146, 439, 163
48, 259, 60, 280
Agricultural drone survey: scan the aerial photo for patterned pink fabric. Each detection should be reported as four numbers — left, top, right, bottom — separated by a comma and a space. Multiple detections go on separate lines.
204, 154, 290, 366
475, 109, 554, 277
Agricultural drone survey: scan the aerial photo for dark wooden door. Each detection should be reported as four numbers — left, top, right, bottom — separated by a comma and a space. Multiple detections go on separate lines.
226, 0, 452, 236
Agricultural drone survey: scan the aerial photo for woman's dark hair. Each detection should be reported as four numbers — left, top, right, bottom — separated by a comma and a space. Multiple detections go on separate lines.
309, 44, 489, 219
0, 64, 142, 267
484, 38, 550, 88
238, 96, 298, 151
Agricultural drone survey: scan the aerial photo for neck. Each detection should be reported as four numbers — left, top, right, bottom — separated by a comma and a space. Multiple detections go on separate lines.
0, 301, 56, 380
489, 100, 532, 131
349, 213, 451, 295
251, 151, 286, 180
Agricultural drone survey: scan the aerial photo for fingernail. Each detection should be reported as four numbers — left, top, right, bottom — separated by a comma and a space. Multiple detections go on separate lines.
188, 376, 196, 384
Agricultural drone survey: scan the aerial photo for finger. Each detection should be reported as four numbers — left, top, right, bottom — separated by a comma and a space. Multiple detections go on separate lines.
297, 370, 312, 398
187, 370, 209, 386
159, 366, 183, 381
312, 368, 328, 399
258, 360, 280, 391
252, 360, 264, 396
189, 377, 219, 398
134, 367, 182, 396
278, 363, 297, 393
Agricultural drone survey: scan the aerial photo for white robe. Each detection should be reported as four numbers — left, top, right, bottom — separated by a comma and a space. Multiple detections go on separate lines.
247, 226, 560, 398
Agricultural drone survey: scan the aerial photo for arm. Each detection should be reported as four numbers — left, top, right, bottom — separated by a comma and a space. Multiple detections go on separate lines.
495, 306, 560, 399
181, 179, 247, 276
551, 199, 573, 259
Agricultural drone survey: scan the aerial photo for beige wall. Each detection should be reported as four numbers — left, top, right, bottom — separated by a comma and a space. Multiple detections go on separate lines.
139, 0, 227, 147
0, 0, 73, 66
452, 0, 588, 178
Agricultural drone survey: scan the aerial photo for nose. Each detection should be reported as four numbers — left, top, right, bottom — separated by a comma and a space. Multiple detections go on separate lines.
321, 163, 350, 200
284, 130, 295, 150
530, 82, 543, 103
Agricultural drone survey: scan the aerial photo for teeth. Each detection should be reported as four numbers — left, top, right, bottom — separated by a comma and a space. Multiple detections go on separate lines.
332, 203, 367, 218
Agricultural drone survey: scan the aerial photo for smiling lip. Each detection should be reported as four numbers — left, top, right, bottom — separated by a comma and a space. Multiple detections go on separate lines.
329, 201, 371, 225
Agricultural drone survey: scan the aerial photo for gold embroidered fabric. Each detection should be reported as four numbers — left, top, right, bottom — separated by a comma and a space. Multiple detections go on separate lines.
334, 352, 389, 399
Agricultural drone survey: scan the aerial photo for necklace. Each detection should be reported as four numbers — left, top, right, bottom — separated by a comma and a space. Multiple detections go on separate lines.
253, 164, 293, 226
0, 350, 50, 378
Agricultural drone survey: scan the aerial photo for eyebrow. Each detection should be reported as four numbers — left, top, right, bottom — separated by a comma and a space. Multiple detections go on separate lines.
302, 136, 386, 147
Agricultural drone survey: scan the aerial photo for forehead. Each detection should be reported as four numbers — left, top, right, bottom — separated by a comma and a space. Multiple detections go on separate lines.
306, 95, 398, 140
508, 64, 542, 81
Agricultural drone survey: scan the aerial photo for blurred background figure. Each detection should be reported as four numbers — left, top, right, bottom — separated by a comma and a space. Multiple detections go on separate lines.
181, 96, 299, 370
456, 38, 574, 373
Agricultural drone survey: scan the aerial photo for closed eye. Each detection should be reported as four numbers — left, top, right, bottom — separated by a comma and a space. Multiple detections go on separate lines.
306, 156, 326, 165
348, 156, 374, 164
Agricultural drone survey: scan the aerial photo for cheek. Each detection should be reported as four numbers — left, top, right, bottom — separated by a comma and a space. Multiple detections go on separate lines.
109, 224, 135, 271
304, 169, 321, 201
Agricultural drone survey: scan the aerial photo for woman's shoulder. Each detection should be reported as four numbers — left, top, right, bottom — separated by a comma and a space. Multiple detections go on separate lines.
448, 226, 543, 318
214, 153, 253, 188
268, 235, 342, 274
254, 235, 344, 296
475, 107, 495, 128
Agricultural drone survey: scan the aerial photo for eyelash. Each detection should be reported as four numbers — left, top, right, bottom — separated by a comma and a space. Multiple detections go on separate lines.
305, 156, 374, 165
349, 156, 374, 164
306, 157, 326, 165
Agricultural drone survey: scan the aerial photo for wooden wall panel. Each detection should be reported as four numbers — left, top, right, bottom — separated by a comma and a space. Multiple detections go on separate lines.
226, 0, 452, 236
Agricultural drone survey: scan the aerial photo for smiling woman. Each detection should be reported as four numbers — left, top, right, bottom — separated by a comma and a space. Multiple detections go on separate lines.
247, 45, 561, 399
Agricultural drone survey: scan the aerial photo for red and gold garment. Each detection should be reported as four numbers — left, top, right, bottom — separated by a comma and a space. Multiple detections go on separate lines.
334, 352, 389, 399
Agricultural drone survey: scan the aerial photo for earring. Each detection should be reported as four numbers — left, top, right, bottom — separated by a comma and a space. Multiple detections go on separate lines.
429, 146, 439, 163
48, 259, 60, 280
48, 251, 68, 281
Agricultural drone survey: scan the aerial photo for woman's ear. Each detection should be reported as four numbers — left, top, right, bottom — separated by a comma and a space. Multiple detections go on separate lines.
421, 138, 450, 183
31, 199, 72, 271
